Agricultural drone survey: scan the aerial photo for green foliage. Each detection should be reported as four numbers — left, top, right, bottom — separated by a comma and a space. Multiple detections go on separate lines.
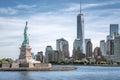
49, 61, 58, 64
117, 62, 120, 65
90, 62, 95, 65
100, 61, 107, 64
60, 61, 65, 64
0, 58, 13, 63
73, 61, 84, 65
73, 61, 79, 64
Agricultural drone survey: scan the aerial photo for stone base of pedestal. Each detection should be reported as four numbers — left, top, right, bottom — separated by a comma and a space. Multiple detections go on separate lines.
19, 63, 34, 68
11, 63, 19, 68
2, 63, 11, 68
34, 63, 52, 68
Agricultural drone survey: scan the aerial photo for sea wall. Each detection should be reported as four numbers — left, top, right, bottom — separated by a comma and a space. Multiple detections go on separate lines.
0, 67, 76, 71
11, 63, 19, 68
1, 63, 11, 68
19, 63, 34, 68
34, 63, 52, 68
0, 63, 52, 69
0, 63, 77, 71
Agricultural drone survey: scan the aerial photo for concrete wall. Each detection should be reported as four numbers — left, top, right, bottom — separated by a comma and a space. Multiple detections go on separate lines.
0, 63, 52, 69
34, 63, 52, 68
11, 63, 19, 68
2, 63, 11, 68
19, 63, 34, 68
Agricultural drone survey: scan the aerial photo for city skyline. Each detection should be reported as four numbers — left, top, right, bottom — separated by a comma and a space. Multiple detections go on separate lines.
0, 0, 120, 59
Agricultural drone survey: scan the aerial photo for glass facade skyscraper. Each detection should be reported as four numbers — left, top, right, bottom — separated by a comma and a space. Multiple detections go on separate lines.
114, 36, 120, 62
77, 5, 85, 53
72, 38, 85, 60
56, 38, 69, 58
86, 41, 93, 58
110, 24, 119, 38
100, 40, 106, 56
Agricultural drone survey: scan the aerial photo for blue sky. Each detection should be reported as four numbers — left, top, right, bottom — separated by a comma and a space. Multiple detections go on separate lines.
0, 0, 120, 59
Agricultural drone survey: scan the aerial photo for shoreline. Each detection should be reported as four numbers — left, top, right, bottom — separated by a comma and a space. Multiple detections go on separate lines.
0, 67, 77, 71
53, 64, 120, 67
1, 64, 120, 71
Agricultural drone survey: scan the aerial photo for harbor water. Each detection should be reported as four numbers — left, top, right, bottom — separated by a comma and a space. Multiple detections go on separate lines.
0, 65, 120, 80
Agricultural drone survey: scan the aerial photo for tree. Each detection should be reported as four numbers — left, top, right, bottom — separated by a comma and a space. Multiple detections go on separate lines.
0, 58, 13, 63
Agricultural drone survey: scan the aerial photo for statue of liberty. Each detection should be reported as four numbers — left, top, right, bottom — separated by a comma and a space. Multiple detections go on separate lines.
22, 21, 29, 46
19, 21, 41, 64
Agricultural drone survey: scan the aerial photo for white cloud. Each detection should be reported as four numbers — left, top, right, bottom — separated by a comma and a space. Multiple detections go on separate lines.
83, 1, 120, 9
0, 4, 37, 15
16, 4, 37, 9
61, 1, 120, 12
0, 7, 18, 15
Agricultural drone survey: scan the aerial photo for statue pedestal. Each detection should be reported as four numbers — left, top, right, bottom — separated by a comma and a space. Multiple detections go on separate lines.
19, 63, 34, 68
19, 46, 32, 64
2, 63, 10, 68
11, 63, 19, 68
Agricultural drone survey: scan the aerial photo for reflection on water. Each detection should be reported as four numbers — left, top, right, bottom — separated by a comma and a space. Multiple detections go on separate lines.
18, 72, 33, 80
0, 66, 120, 80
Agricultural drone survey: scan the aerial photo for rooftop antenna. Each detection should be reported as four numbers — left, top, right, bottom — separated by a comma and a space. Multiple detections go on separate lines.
80, 1, 82, 14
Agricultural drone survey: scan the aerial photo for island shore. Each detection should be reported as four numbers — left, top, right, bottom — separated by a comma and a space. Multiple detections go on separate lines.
0, 67, 77, 71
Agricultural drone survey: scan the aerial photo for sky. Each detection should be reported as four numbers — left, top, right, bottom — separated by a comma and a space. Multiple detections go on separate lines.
0, 0, 120, 59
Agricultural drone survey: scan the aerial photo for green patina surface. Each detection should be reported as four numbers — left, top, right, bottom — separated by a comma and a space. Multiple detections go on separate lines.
22, 21, 29, 46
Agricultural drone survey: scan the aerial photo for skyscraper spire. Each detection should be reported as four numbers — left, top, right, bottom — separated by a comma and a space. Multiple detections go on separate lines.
80, 2, 82, 14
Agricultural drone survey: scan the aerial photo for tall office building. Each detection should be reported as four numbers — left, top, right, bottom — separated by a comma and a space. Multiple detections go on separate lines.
73, 39, 82, 51
114, 36, 120, 62
45, 46, 54, 63
106, 39, 114, 55
94, 47, 102, 58
85, 39, 91, 46
86, 41, 93, 58
35, 51, 44, 63
104, 24, 119, 62
56, 38, 69, 58
106, 23, 119, 56
85, 39, 91, 54
77, 3, 85, 53
72, 39, 85, 60
113, 36, 120, 62
107, 35, 112, 40
100, 40, 106, 56
53, 50, 60, 62
110, 24, 119, 38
